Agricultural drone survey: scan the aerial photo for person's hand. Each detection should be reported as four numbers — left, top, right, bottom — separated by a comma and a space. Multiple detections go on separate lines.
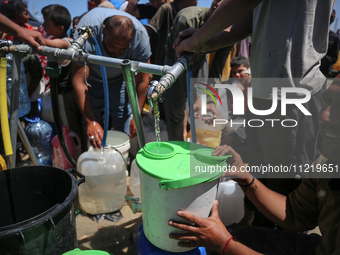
173, 28, 200, 58
213, 145, 253, 183
193, 97, 202, 119
87, 121, 103, 148
129, 118, 137, 138
17, 28, 46, 50
202, 103, 218, 125
194, 99, 217, 125
168, 200, 231, 253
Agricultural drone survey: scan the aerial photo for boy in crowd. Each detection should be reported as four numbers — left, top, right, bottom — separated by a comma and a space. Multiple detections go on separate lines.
41, 4, 87, 152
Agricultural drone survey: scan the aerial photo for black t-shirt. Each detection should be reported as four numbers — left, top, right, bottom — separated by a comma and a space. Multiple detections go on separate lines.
137, 4, 157, 19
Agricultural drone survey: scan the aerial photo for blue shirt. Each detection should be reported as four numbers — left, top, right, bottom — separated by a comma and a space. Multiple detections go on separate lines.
74, 7, 151, 118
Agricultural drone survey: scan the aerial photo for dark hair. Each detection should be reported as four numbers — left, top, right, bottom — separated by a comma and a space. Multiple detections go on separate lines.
330, 9, 336, 25
103, 15, 135, 38
0, 0, 27, 20
230, 56, 250, 68
73, 16, 80, 22
41, 4, 71, 32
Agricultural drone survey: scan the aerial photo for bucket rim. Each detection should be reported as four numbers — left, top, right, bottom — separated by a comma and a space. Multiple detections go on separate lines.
106, 130, 130, 148
0, 166, 80, 238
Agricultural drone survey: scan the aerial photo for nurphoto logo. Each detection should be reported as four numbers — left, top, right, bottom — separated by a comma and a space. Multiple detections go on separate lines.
198, 82, 312, 128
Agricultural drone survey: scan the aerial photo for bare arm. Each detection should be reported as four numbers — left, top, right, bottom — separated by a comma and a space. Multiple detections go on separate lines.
169, 201, 263, 254
44, 38, 70, 49
175, 0, 261, 54
202, 11, 253, 53
125, 0, 140, 18
212, 145, 294, 231
135, 59, 152, 113
45, 38, 72, 66
72, 61, 103, 148
0, 13, 45, 50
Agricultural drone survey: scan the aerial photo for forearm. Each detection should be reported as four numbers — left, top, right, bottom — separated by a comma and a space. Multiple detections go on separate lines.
238, 178, 289, 227
202, 11, 253, 53
72, 63, 97, 124
135, 60, 151, 113
191, 0, 261, 50
0, 14, 22, 36
135, 72, 151, 113
45, 38, 70, 49
125, 0, 140, 18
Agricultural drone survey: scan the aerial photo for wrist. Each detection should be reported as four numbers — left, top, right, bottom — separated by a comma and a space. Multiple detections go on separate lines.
222, 235, 236, 255
237, 175, 254, 187
86, 120, 99, 127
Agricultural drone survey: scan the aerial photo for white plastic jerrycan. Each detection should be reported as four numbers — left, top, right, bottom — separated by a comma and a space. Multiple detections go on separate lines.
77, 146, 127, 215
216, 177, 245, 226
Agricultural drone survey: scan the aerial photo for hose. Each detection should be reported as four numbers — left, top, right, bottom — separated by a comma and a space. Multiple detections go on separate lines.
0, 56, 13, 156
48, 61, 77, 168
89, 37, 109, 148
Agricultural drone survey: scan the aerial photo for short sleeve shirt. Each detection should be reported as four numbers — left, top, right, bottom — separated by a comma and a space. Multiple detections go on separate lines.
251, 0, 336, 99
74, 8, 151, 84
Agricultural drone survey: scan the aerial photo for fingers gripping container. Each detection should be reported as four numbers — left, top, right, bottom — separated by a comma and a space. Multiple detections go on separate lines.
136, 141, 230, 253
137, 224, 207, 255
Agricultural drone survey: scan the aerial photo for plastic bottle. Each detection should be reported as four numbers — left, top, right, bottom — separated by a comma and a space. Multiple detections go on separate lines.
6, 54, 31, 117
25, 117, 53, 166
216, 178, 244, 226
77, 146, 127, 215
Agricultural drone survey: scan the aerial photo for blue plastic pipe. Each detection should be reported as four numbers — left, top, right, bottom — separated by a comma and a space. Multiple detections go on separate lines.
90, 37, 109, 147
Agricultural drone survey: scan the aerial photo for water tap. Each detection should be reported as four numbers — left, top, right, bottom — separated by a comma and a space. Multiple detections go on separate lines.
0, 40, 13, 56
68, 25, 94, 52
125, 195, 142, 214
147, 80, 161, 116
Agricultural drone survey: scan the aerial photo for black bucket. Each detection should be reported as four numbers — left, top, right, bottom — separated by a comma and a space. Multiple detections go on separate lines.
0, 166, 85, 255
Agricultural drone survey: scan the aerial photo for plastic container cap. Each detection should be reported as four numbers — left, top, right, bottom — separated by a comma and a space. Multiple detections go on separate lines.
63, 249, 111, 255
136, 141, 231, 190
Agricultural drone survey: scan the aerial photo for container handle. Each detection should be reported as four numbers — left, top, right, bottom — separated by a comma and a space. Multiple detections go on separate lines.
66, 168, 85, 185
194, 149, 232, 163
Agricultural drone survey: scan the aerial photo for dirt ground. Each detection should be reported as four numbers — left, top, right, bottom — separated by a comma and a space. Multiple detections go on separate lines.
76, 179, 142, 255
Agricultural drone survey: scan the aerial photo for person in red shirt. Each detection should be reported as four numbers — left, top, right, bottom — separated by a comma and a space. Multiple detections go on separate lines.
0, 0, 32, 41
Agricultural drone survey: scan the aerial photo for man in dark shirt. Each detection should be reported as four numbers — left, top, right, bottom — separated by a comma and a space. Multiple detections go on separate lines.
125, 0, 169, 20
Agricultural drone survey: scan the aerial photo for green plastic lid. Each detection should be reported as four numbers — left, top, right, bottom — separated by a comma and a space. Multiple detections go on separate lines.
136, 141, 231, 190
63, 249, 111, 255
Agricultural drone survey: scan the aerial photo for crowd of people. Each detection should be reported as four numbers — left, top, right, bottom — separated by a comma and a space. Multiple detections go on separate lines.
0, 0, 340, 254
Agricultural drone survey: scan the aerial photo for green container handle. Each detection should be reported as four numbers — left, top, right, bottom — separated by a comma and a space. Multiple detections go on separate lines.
159, 175, 221, 190
158, 152, 232, 190
194, 149, 232, 163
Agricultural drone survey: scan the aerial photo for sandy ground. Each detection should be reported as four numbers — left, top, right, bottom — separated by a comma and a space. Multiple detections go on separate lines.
76, 180, 142, 254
